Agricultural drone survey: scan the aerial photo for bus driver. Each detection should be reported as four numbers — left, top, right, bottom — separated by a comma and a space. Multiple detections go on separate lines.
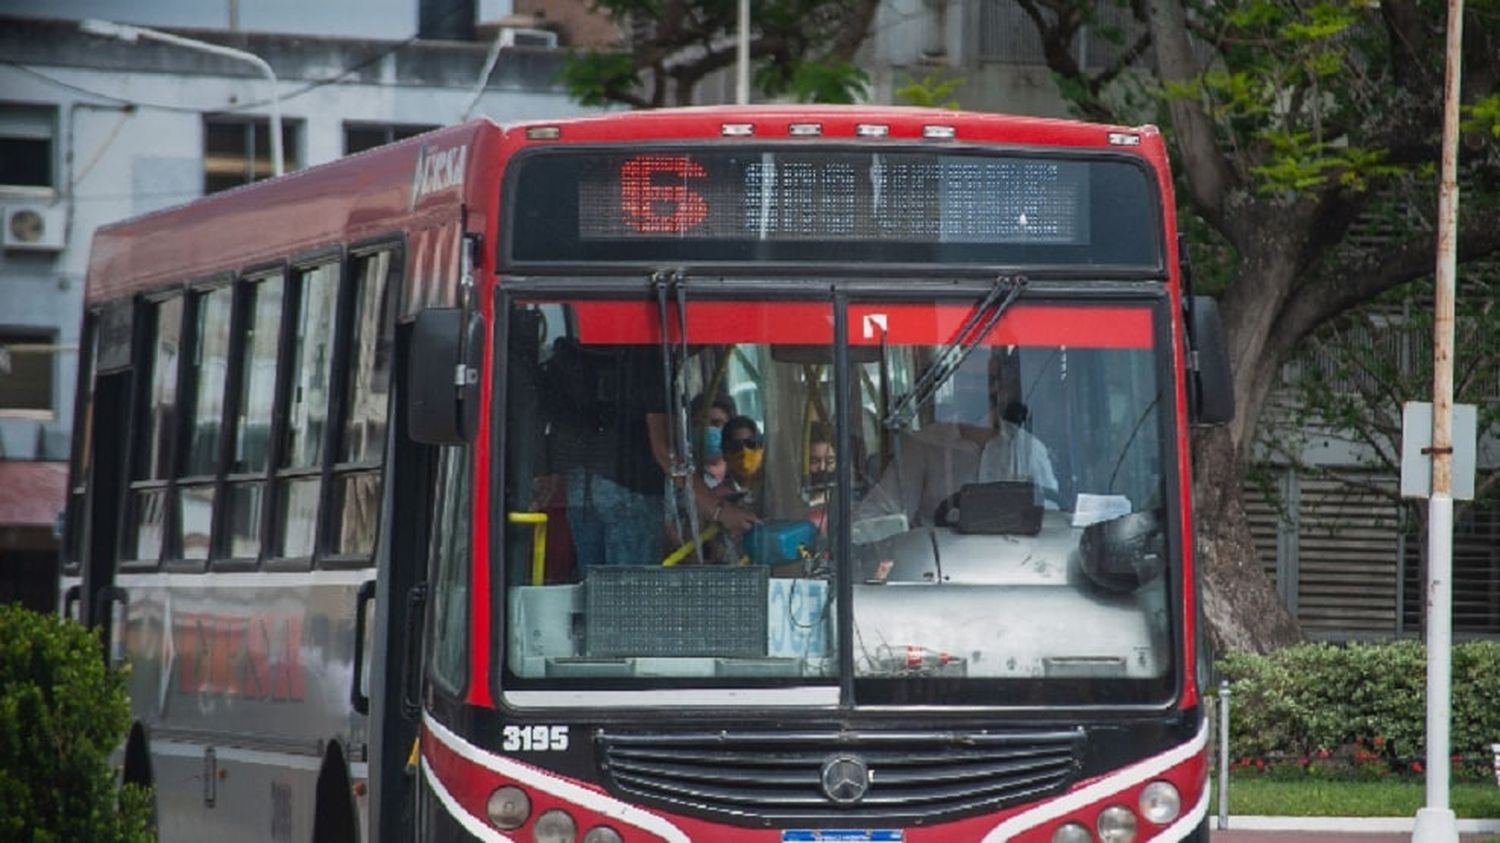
856, 350, 1058, 528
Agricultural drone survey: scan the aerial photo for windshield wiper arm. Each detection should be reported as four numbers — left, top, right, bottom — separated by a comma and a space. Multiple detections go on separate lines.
653, 270, 707, 564
882, 274, 1028, 431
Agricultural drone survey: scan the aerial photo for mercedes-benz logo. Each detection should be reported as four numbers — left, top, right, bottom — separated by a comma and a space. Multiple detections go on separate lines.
819, 753, 871, 804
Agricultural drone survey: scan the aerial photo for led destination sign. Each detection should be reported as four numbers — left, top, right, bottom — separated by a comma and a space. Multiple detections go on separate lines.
508, 147, 1162, 267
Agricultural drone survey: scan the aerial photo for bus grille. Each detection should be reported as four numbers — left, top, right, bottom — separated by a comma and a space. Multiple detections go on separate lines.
595, 727, 1085, 823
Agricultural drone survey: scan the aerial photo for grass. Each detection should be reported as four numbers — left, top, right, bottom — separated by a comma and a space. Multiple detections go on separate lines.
1212, 775, 1500, 818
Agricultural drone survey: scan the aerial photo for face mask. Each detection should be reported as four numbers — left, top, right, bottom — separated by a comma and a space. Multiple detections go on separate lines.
729, 447, 763, 480
806, 471, 835, 490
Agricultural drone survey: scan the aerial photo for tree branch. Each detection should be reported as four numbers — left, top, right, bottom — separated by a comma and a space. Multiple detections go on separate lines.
1144, 0, 1239, 226
1274, 209, 1500, 355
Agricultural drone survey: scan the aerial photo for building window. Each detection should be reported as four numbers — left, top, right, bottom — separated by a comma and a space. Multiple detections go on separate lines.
203, 116, 300, 195
343, 123, 439, 156
0, 330, 55, 417
0, 104, 56, 190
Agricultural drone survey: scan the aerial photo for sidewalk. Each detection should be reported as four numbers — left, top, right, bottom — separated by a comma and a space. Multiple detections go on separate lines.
1211, 816, 1500, 842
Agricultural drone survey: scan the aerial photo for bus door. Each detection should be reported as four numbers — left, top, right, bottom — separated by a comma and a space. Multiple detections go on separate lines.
77, 300, 137, 658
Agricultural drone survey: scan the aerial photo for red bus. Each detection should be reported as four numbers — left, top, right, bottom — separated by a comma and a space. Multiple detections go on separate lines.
66, 106, 1232, 843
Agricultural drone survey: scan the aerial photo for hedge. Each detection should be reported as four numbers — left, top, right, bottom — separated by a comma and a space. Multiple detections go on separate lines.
1218, 640, 1500, 779
0, 603, 153, 842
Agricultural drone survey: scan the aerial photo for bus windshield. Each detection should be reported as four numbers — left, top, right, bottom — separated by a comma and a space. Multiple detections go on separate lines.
501, 293, 1175, 705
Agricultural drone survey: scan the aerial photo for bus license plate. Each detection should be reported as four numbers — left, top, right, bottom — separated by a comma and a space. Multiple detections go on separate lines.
781, 833, 904, 842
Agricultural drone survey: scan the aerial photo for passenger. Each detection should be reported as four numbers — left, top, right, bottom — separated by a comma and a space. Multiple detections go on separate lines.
803, 423, 837, 511
553, 345, 668, 570
699, 424, 728, 488
718, 415, 766, 515
689, 392, 737, 430
856, 352, 1057, 528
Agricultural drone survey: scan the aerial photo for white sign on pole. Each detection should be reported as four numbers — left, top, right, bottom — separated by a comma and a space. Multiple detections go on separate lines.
1400, 401, 1477, 500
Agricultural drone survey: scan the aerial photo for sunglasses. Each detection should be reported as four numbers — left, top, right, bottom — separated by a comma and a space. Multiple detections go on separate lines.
723, 435, 761, 453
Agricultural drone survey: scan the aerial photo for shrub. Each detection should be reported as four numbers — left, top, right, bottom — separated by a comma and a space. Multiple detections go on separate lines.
1218, 640, 1500, 781
0, 603, 153, 842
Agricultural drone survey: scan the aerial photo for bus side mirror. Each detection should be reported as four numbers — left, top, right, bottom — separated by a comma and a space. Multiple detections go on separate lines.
408, 307, 484, 444
1187, 296, 1234, 426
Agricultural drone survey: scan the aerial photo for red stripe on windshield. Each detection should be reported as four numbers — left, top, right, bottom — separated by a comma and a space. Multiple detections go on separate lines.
566, 301, 1151, 348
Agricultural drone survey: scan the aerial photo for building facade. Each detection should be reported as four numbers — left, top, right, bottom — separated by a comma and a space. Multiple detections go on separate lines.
0, 4, 614, 610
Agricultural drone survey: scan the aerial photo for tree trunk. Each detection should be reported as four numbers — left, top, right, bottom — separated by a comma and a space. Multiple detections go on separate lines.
1192, 426, 1303, 655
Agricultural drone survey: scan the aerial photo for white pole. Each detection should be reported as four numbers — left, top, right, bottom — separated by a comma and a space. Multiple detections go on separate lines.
80, 19, 283, 176
736, 0, 750, 105
1411, 0, 1462, 838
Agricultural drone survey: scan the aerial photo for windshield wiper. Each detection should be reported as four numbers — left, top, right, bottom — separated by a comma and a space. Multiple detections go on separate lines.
653, 270, 707, 564
881, 274, 1028, 431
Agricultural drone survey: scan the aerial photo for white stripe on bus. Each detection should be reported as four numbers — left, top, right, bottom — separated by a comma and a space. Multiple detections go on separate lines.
502, 686, 840, 709
421, 756, 514, 843
424, 711, 691, 843
1152, 779, 1211, 842
982, 719, 1209, 842
113, 570, 373, 589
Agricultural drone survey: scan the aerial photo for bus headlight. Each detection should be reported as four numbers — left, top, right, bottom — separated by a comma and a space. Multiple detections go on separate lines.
1097, 804, 1138, 842
1051, 821, 1093, 843
1139, 780, 1181, 824
581, 826, 624, 843
485, 786, 530, 830
533, 809, 577, 843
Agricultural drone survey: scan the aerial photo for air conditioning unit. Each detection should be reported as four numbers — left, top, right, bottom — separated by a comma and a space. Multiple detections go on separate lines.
2, 204, 66, 252
499, 26, 558, 48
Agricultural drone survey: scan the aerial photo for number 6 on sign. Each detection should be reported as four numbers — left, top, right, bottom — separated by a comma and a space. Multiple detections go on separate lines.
619, 154, 708, 234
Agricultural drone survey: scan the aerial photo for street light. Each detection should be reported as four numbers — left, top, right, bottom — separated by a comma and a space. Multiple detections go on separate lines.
80, 18, 283, 177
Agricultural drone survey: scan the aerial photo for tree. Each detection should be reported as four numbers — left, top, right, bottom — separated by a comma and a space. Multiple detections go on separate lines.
1014, 0, 1500, 651
560, 0, 879, 107
0, 604, 153, 842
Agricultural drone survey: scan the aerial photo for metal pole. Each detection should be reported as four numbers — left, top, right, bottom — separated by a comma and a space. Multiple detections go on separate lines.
736, 0, 750, 105
1412, 0, 1463, 838
81, 20, 282, 176
1218, 679, 1230, 830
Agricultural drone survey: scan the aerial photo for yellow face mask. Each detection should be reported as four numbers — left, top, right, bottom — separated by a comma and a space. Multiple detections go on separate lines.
729, 447, 764, 481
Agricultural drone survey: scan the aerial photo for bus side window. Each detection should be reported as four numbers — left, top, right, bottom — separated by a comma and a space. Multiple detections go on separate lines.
126, 295, 184, 567
331, 249, 398, 558
275, 262, 340, 560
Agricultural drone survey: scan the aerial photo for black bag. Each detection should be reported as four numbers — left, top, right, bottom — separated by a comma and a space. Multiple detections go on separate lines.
936, 481, 1044, 535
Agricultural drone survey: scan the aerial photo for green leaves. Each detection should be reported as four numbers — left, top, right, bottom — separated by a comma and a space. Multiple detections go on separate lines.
558, 51, 642, 108
757, 60, 870, 104
893, 73, 965, 110
0, 605, 152, 842
1249, 132, 1407, 193
1219, 641, 1500, 771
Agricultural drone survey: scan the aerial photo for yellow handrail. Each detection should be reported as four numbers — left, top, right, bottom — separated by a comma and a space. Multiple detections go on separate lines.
661, 524, 721, 567
507, 512, 549, 585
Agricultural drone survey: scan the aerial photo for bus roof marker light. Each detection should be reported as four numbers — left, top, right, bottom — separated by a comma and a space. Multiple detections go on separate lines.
721, 123, 755, 136
923, 125, 956, 139
788, 123, 823, 136
856, 123, 890, 138
526, 126, 562, 140
1108, 132, 1141, 146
